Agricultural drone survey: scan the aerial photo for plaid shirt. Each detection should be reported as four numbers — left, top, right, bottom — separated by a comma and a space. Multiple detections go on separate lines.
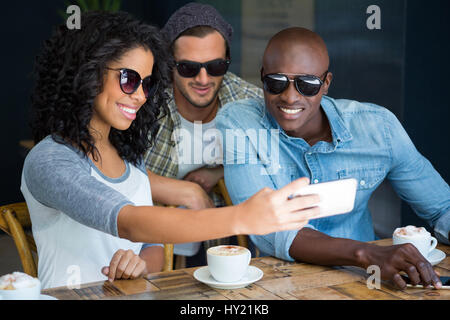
144, 72, 262, 250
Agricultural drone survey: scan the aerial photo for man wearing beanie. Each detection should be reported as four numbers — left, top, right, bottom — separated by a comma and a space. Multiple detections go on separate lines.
144, 3, 262, 266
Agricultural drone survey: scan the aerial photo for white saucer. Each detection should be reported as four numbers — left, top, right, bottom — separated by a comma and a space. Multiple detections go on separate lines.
427, 249, 446, 266
193, 266, 263, 289
40, 294, 58, 300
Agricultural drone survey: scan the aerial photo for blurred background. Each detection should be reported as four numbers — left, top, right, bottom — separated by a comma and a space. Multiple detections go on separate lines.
0, 0, 449, 272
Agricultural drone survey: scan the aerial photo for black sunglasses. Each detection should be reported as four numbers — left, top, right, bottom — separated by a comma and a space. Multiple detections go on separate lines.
261, 71, 328, 97
175, 59, 231, 78
106, 67, 159, 99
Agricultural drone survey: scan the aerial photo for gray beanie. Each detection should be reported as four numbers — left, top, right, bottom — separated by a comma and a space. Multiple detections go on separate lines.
162, 2, 233, 47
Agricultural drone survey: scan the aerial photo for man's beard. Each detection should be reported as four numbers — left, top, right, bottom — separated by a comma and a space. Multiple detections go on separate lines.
177, 82, 221, 109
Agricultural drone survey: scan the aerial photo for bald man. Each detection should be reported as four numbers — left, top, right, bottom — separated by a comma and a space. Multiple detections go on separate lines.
216, 27, 449, 290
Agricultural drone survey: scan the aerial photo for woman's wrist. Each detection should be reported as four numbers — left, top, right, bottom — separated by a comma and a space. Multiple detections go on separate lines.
229, 202, 246, 236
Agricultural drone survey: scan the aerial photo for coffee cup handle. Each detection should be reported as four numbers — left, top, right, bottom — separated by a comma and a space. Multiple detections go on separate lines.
429, 236, 438, 254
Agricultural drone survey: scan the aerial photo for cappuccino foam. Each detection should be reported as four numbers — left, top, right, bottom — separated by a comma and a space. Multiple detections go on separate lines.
208, 245, 247, 256
0, 272, 39, 290
394, 225, 429, 238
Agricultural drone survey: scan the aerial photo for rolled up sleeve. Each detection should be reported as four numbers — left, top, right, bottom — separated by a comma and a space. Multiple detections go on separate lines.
434, 212, 450, 245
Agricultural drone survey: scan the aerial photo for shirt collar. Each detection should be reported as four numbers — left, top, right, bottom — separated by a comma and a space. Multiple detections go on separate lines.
260, 95, 353, 145
321, 96, 353, 144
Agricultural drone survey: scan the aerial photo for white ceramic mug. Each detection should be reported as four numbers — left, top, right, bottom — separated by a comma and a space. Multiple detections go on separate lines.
207, 245, 251, 283
393, 227, 438, 259
0, 280, 41, 300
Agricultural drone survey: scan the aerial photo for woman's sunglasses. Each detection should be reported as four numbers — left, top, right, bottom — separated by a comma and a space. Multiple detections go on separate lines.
106, 67, 159, 99
175, 59, 231, 78
261, 71, 328, 97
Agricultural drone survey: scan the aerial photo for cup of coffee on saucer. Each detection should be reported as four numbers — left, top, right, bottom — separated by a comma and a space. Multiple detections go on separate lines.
0, 272, 41, 300
194, 245, 263, 289
207, 245, 251, 283
393, 225, 438, 259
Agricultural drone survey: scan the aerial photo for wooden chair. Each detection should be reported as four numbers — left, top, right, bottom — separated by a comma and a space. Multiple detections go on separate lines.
162, 244, 174, 272
162, 207, 176, 272
0, 202, 37, 277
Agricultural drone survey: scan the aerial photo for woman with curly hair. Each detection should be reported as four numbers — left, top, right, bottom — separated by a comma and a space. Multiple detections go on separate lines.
22, 11, 319, 289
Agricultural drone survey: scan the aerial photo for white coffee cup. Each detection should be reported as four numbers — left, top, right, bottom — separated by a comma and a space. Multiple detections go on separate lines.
207, 245, 251, 283
393, 225, 438, 258
0, 272, 41, 300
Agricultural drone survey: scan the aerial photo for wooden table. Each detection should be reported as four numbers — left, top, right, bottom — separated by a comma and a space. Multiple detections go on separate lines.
43, 239, 449, 300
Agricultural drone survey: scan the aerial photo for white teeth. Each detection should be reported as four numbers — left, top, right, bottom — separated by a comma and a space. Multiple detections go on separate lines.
280, 107, 304, 114
118, 105, 137, 114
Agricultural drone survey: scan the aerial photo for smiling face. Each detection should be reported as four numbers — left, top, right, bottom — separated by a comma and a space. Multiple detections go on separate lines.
172, 30, 227, 111
91, 46, 154, 137
262, 28, 332, 140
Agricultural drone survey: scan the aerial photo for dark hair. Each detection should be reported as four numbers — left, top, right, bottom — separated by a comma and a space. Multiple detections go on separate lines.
31, 11, 170, 166
172, 25, 231, 59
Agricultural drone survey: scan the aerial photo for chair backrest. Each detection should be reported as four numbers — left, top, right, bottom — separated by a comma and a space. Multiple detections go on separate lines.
162, 205, 177, 272
162, 244, 174, 272
0, 202, 37, 277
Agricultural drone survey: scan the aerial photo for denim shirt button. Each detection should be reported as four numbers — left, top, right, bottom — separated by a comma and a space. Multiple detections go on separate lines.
360, 180, 366, 186
314, 179, 319, 184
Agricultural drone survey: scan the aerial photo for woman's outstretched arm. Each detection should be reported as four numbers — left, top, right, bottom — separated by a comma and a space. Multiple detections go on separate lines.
118, 177, 320, 244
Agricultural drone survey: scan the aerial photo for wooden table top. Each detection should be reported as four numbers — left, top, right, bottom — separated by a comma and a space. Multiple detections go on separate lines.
43, 239, 450, 300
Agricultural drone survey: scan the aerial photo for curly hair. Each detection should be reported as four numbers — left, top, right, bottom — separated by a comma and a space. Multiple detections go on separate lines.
31, 11, 171, 166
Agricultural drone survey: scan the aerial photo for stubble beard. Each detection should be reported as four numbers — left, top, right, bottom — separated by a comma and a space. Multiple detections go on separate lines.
176, 82, 221, 109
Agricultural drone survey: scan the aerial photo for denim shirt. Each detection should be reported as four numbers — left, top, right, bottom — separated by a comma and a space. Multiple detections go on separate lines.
216, 96, 450, 261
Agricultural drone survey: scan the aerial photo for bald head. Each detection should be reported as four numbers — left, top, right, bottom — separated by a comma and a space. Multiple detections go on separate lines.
263, 27, 329, 76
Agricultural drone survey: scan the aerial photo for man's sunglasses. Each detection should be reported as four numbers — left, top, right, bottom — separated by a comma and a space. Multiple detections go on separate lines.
106, 67, 159, 99
261, 71, 328, 97
175, 59, 231, 78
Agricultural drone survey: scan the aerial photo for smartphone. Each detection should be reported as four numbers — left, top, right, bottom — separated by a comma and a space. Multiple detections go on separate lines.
401, 275, 450, 289
290, 178, 357, 220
